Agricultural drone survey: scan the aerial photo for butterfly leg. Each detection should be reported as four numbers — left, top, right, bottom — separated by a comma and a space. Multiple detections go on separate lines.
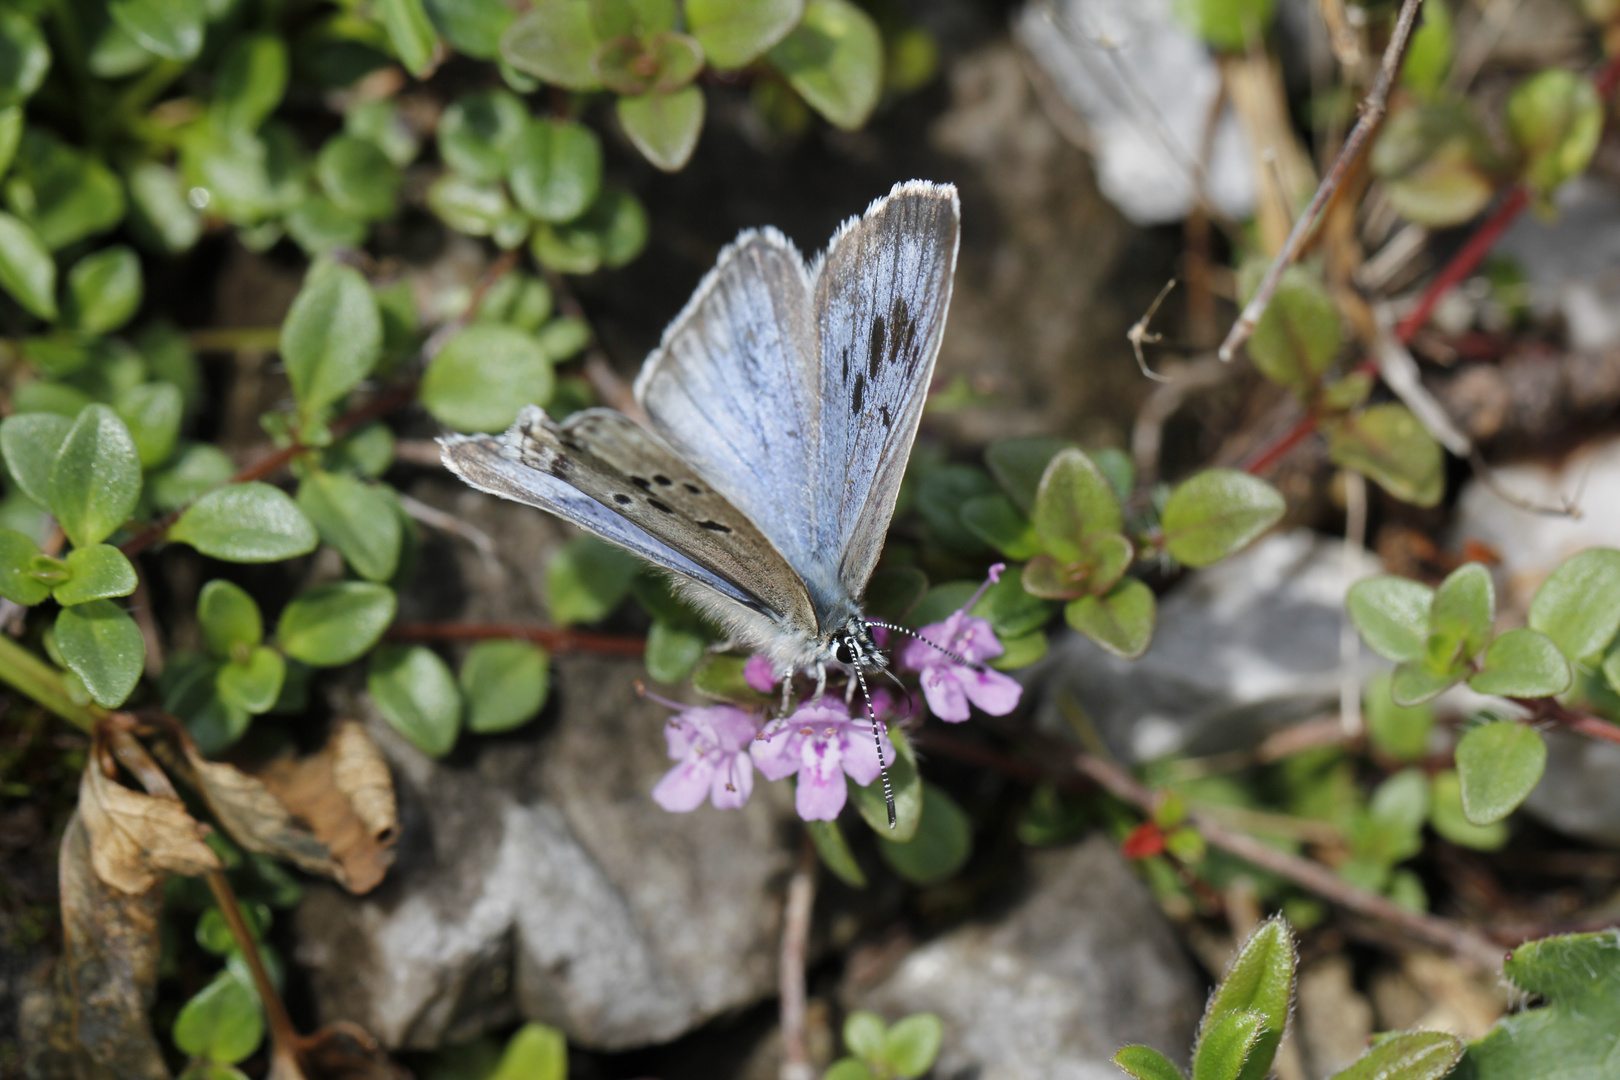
811, 662, 827, 702
779, 676, 793, 717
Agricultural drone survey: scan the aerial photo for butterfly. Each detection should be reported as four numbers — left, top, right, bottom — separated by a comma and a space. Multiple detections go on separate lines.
439, 180, 961, 821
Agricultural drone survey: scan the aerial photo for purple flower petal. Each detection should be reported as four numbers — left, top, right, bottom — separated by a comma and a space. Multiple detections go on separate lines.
744, 655, 777, 694
795, 737, 848, 820
652, 755, 716, 812
920, 666, 971, 722
837, 719, 892, 786
703, 705, 762, 750
708, 752, 754, 809
750, 719, 802, 780
963, 667, 1022, 716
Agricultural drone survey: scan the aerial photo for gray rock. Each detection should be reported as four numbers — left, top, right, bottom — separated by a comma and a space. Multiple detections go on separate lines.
1032, 530, 1383, 762
846, 836, 1202, 1079
295, 656, 800, 1051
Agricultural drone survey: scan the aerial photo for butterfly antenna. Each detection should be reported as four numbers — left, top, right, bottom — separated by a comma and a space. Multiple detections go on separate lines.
849, 641, 896, 829
864, 620, 988, 674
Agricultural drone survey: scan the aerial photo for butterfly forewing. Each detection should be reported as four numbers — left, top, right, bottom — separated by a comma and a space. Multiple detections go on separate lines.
502, 406, 817, 629
633, 230, 826, 586
813, 181, 961, 597
440, 426, 770, 615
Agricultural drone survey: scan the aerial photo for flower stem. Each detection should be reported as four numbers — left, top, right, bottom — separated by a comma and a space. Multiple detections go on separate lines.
0, 631, 104, 733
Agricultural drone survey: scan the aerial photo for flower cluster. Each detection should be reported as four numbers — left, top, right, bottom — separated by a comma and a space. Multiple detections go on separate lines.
650, 568, 1024, 820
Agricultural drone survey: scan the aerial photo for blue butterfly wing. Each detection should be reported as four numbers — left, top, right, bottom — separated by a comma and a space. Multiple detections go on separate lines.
813, 181, 961, 597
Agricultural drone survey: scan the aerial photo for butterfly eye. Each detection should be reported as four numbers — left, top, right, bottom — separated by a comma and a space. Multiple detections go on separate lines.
834, 638, 857, 665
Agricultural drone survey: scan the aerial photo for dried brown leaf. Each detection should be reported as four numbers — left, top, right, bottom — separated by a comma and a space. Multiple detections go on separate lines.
254, 720, 397, 894
183, 745, 338, 880
80, 746, 221, 894
297, 1023, 410, 1080
56, 811, 171, 1079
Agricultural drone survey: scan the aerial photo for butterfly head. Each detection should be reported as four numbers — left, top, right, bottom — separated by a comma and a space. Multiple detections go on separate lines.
830, 616, 886, 673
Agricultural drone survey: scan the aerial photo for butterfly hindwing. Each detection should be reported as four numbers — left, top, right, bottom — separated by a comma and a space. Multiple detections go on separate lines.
814, 181, 961, 597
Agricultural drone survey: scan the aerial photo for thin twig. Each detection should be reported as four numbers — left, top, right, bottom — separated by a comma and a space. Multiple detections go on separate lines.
1071, 752, 1504, 971
1219, 0, 1426, 362
779, 835, 818, 1080
1127, 279, 1178, 383
384, 621, 646, 656
1521, 697, 1620, 747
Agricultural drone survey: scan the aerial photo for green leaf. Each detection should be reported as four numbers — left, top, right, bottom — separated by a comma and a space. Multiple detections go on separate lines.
1390, 659, 1461, 706
217, 645, 285, 713
1327, 404, 1444, 508
645, 618, 707, 683
0, 528, 49, 605
213, 33, 287, 132
844, 1010, 886, 1061
990, 628, 1048, 670
617, 86, 704, 172
127, 161, 202, 253
1429, 562, 1494, 663
1527, 548, 1620, 663
276, 582, 396, 667
116, 382, 183, 469
1364, 671, 1434, 763
1468, 628, 1570, 699
280, 262, 384, 418
1400, 0, 1453, 100
1454, 931, 1620, 1080
173, 969, 263, 1064
1193, 1010, 1266, 1080
1198, 917, 1294, 1080
64, 245, 142, 335
424, 0, 515, 59
1245, 265, 1341, 391
823, 1061, 877, 1080
1114, 1045, 1188, 1080
0, 12, 50, 108
147, 443, 234, 513
487, 1022, 568, 1080
806, 818, 866, 887
985, 436, 1075, 514
109, 0, 205, 60
1429, 769, 1508, 850
296, 471, 402, 583
853, 725, 923, 842
508, 119, 602, 222
7, 130, 126, 249
1455, 720, 1546, 825
170, 483, 319, 562
500, 0, 603, 89
547, 535, 639, 625
0, 210, 57, 320
1160, 469, 1284, 568
439, 90, 530, 182
536, 315, 591, 360
1331, 1032, 1462, 1080
1173, 0, 1276, 51
1034, 448, 1123, 556
767, 0, 882, 130
878, 781, 970, 885
1065, 577, 1155, 659
976, 572, 1055, 637
50, 405, 141, 549
198, 579, 263, 656
377, 0, 440, 75
460, 639, 549, 733
1507, 68, 1603, 196
0, 411, 72, 506
369, 644, 461, 757
0, 105, 21, 177
427, 173, 523, 240
422, 324, 556, 435
882, 1014, 943, 1079
687, 0, 801, 68
54, 544, 137, 606
316, 135, 400, 221
1347, 576, 1434, 663
55, 599, 145, 706
959, 493, 1039, 559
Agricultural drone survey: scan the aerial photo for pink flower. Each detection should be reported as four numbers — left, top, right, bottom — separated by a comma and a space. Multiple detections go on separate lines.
899, 564, 1023, 723
744, 655, 778, 694
750, 698, 895, 821
651, 704, 761, 812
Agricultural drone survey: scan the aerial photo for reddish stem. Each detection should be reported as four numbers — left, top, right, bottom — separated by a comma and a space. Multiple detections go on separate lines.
385, 621, 646, 656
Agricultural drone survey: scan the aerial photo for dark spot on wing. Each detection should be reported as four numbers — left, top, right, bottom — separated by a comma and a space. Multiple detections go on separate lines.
852, 372, 866, 414
647, 498, 673, 513
868, 313, 886, 379
698, 520, 732, 533
613, 493, 632, 505
653, 474, 672, 486
631, 477, 652, 491
682, 482, 702, 495
560, 437, 587, 453
889, 296, 920, 371
880, 404, 893, 429
840, 346, 849, 383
